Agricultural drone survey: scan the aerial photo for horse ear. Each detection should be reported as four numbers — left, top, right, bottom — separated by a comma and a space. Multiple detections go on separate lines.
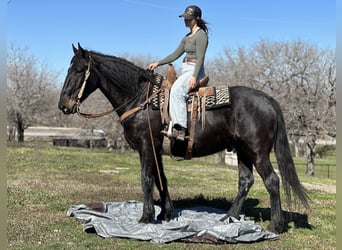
72, 44, 78, 54
77, 43, 86, 58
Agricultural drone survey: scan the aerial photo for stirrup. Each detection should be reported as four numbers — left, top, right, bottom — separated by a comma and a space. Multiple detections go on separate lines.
161, 122, 173, 138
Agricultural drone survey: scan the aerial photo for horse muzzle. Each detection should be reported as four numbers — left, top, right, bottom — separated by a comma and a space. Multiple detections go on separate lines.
58, 97, 77, 115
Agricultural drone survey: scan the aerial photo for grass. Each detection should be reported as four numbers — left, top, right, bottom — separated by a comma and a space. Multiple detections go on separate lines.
7, 143, 336, 249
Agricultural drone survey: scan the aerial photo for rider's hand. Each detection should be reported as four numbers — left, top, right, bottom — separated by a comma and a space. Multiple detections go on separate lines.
148, 62, 159, 71
188, 76, 197, 90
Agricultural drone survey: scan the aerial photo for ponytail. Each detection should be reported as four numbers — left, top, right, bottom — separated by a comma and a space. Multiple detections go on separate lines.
197, 18, 209, 34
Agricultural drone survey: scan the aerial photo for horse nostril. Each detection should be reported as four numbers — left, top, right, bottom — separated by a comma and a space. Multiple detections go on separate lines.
58, 98, 75, 114
59, 104, 70, 114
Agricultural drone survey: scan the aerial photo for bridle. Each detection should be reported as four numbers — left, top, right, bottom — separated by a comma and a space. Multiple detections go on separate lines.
76, 58, 91, 106
75, 57, 117, 119
75, 57, 160, 120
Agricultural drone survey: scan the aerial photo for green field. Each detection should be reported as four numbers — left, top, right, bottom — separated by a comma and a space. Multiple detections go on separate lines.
7, 143, 336, 249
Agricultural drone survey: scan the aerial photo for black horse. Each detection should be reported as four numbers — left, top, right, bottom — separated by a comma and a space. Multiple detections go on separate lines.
58, 43, 309, 233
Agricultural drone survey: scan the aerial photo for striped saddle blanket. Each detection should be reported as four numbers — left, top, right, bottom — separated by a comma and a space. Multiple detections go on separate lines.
151, 85, 231, 111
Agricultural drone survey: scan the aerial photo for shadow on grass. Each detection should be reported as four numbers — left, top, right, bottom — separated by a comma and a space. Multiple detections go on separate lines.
156, 194, 312, 231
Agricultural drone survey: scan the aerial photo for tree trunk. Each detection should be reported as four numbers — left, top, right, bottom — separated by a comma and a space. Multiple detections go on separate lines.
17, 126, 24, 143
305, 137, 316, 176
16, 113, 25, 143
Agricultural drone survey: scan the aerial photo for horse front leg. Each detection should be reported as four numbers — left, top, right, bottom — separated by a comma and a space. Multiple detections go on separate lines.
138, 151, 155, 223
154, 154, 174, 221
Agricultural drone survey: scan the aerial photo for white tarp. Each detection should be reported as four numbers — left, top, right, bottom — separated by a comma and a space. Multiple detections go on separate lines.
67, 200, 278, 244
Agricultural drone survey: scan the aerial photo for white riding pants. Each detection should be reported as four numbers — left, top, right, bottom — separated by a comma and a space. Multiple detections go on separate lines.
169, 62, 205, 128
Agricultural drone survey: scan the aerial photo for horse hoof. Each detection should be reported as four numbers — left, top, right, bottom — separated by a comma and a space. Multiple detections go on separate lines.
267, 222, 287, 234
138, 216, 154, 224
157, 212, 173, 222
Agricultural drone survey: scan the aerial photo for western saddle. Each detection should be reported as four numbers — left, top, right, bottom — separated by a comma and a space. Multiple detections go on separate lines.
160, 64, 211, 160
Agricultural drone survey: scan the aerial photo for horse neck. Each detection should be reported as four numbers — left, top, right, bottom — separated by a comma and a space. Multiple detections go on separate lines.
91, 53, 148, 114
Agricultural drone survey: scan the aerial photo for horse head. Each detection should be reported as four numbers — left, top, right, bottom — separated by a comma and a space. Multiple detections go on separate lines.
58, 43, 99, 114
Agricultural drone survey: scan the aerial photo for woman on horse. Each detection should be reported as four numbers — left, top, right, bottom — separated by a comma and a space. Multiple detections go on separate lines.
149, 5, 209, 141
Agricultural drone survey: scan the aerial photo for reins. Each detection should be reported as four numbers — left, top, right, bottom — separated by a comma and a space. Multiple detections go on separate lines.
119, 87, 161, 122
145, 82, 164, 191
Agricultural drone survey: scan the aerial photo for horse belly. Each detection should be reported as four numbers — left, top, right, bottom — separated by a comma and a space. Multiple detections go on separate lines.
170, 120, 234, 158
193, 109, 234, 157
193, 133, 233, 157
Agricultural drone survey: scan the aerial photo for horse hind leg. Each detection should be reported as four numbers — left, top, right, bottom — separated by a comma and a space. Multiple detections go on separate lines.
221, 151, 254, 221
254, 155, 286, 233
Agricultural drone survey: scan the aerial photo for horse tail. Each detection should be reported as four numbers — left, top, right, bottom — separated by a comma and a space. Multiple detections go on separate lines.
273, 101, 310, 208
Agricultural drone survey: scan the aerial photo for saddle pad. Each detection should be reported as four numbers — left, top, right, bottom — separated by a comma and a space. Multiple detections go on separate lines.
152, 85, 231, 110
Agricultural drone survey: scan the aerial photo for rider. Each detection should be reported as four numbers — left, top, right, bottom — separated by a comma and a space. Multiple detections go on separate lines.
149, 5, 209, 141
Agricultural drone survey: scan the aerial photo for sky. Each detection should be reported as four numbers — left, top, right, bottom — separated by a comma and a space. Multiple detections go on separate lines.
7, 0, 336, 83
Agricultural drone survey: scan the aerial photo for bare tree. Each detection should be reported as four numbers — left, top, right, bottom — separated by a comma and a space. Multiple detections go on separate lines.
7, 44, 60, 142
207, 40, 336, 175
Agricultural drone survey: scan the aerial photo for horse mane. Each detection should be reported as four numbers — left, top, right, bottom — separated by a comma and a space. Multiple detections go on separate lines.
87, 49, 156, 93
